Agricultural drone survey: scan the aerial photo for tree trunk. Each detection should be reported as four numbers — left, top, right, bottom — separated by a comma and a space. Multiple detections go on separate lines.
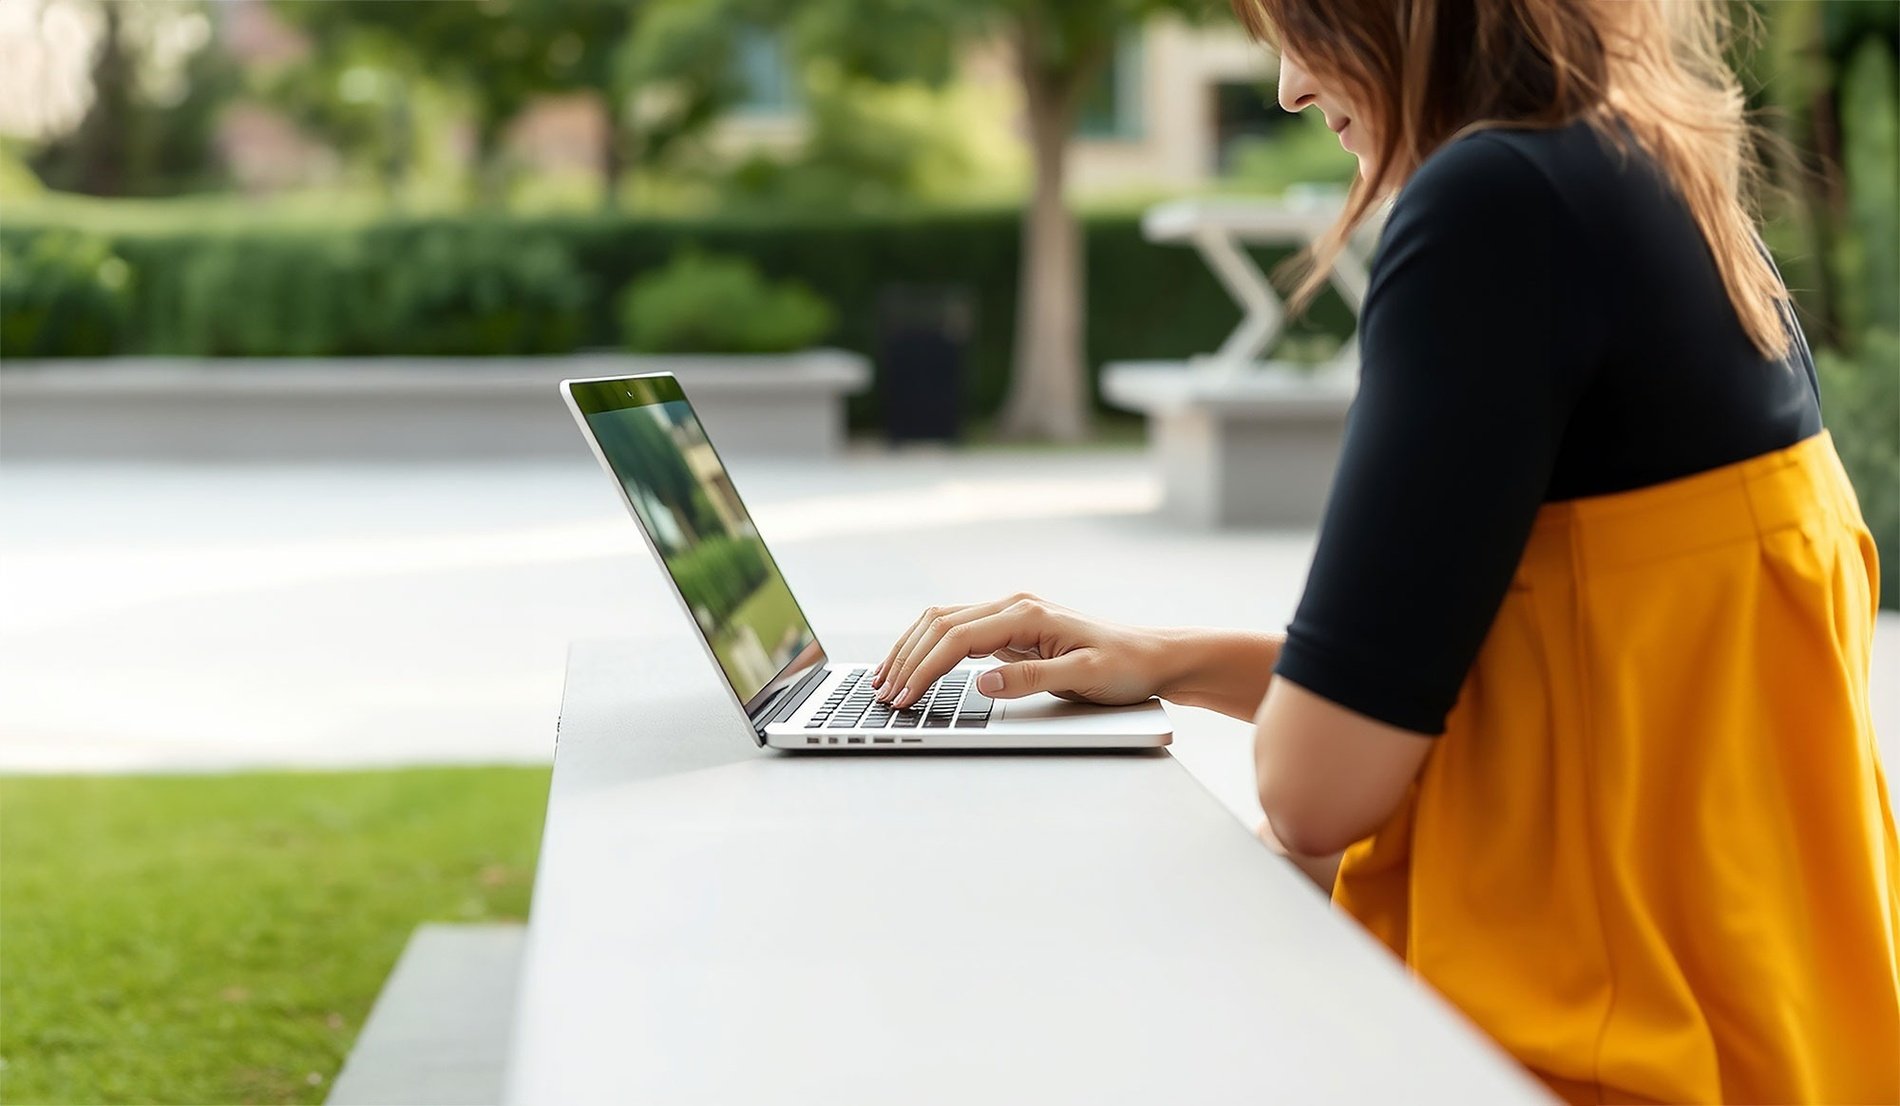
602, 96, 627, 212
474, 109, 508, 209
996, 20, 1108, 442
70, 0, 133, 196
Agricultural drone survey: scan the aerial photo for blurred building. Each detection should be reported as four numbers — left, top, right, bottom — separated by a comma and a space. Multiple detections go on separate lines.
976, 18, 1280, 191
716, 16, 1280, 192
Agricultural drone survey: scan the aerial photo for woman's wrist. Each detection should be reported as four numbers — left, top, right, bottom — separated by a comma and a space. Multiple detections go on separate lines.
1150, 626, 1286, 721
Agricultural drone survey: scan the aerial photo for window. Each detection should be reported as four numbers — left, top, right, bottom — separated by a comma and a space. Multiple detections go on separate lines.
734, 26, 798, 116
1212, 81, 1286, 173
1077, 30, 1144, 140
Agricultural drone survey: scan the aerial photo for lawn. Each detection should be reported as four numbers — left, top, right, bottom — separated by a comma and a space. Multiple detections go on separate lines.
0, 767, 551, 1105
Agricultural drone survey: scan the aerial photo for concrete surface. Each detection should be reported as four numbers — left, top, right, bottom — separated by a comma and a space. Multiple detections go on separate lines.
1, 446, 1893, 831
500, 639, 1545, 1106
326, 923, 524, 1106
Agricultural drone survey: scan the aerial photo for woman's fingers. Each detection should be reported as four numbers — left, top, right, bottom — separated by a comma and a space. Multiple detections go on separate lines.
874, 605, 962, 691
880, 593, 1032, 702
890, 607, 1043, 707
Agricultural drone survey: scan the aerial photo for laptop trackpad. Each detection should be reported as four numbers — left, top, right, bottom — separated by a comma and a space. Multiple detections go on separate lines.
994, 693, 1168, 734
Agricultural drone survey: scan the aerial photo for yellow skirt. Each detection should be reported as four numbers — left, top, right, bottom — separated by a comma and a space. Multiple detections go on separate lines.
1332, 430, 1900, 1103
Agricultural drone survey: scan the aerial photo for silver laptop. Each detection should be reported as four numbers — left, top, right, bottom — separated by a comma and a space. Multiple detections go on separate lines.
562, 373, 1173, 751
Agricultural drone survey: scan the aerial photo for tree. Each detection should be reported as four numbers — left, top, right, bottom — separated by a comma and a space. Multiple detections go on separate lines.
676, 0, 1216, 440
272, 0, 642, 206
30, 0, 236, 197
255, 22, 421, 203
1743, 0, 1900, 349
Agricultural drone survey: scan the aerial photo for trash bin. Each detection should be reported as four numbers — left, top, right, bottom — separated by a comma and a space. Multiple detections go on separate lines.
875, 285, 972, 444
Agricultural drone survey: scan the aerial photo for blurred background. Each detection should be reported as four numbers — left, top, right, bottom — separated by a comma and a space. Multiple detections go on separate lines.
0, 1, 1894, 1103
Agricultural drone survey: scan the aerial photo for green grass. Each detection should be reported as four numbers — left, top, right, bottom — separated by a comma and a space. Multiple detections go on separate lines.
0, 767, 552, 1105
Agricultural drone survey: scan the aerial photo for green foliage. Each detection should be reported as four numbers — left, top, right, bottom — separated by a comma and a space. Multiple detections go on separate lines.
0, 209, 1351, 426
160, 234, 380, 357
669, 534, 771, 624
619, 250, 835, 353
1836, 38, 1900, 338
254, 24, 424, 202
614, 0, 752, 168
271, 0, 636, 142
1818, 330, 1900, 610
0, 232, 131, 357
110, 224, 589, 357
378, 227, 591, 355
0, 767, 549, 1105
719, 70, 1024, 213
0, 139, 45, 201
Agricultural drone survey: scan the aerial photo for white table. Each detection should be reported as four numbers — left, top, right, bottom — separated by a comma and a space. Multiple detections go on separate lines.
1140, 195, 1378, 376
503, 638, 1546, 1104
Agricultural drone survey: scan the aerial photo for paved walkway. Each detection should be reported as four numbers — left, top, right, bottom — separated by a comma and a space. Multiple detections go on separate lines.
2, 447, 1895, 825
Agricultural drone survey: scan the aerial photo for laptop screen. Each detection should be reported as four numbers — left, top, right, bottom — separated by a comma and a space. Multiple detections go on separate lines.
570, 376, 823, 713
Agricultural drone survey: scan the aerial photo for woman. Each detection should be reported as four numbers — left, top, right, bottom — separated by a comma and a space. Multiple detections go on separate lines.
869, 0, 1899, 1100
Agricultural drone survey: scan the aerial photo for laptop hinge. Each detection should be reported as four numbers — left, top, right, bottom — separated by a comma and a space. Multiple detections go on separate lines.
753, 664, 829, 739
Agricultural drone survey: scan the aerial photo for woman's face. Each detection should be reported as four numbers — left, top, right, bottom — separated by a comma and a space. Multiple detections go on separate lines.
1277, 46, 1371, 175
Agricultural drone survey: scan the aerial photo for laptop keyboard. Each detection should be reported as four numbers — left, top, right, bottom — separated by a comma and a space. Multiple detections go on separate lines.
804, 668, 994, 730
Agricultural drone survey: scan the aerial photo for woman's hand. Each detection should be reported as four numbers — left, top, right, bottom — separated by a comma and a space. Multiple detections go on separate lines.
870, 593, 1168, 709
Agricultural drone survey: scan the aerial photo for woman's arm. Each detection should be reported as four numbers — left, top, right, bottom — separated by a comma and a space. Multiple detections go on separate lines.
1153, 627, 1285, 720
1255, 812, 1345, 892
1250, 137, 1589, 861
867, 597, 1422, 882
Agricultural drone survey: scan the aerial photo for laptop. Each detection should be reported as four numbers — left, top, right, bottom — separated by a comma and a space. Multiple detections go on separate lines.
562, 373, 1173, 751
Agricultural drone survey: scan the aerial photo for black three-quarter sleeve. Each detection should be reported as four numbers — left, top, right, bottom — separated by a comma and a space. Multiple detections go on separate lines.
1272, 134, 1604, 735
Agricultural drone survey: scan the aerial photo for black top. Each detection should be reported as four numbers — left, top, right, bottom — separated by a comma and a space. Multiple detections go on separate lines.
1272, 117, 1823, 736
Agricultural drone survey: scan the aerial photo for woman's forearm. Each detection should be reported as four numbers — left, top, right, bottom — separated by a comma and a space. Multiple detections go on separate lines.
1153, 627, 1286, 721
1150, 625, 1345, 891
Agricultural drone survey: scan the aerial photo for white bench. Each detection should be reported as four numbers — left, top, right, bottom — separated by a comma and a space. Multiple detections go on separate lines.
1104, 361, 1355, 527
327, 924, 524, 1106
498, 637, 1545, 1104
0, 350, 870, 462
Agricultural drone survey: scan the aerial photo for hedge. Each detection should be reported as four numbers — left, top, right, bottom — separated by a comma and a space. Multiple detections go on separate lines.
0, 209, 1354, 431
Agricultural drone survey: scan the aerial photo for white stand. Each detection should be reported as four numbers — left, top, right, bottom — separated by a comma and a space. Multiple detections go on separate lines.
1104, 195, 1382, 528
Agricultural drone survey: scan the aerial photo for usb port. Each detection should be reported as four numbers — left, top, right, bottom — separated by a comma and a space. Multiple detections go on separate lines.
901, 738, 922, 744
847, 737, 865, 745
806, 737, 820, 745
873, 737, 894, 744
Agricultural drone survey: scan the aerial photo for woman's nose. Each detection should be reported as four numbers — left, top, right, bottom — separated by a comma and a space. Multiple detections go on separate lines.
1277, 50, 1319, 113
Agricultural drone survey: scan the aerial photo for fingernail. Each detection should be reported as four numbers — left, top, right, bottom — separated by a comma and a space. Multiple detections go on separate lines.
977, 671, 1003, 693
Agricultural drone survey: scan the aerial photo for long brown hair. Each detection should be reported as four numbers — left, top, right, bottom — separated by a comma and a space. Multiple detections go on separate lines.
1233, 0, 1792, 359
